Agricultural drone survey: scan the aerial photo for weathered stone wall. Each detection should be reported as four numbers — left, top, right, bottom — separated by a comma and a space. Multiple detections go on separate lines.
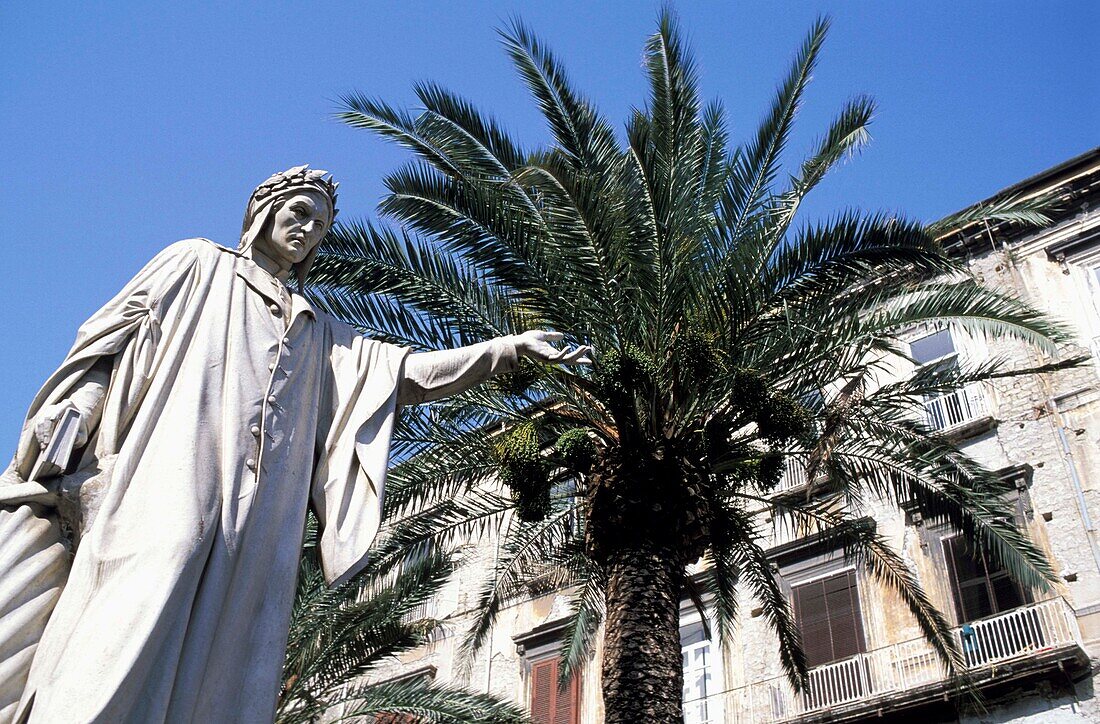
959, 680, 1099, 723
963, 223, 1100, 625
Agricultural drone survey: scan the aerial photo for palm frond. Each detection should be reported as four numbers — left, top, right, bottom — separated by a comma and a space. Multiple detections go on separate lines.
323, 680, 530, 723
717, 505, 808, 687
720, 15, 830, 249
928, 192, 1061, 238
557, 562, 606, 686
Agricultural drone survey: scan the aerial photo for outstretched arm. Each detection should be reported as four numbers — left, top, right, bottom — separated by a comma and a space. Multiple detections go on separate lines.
398, 330, 591, 406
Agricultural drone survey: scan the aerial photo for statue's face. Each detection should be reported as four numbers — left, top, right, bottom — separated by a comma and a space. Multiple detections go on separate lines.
260, 190, 331, 268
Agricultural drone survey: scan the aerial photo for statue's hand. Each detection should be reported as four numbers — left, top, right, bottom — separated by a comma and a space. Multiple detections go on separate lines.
33, 402, 90, 450
511, 330, 593, 366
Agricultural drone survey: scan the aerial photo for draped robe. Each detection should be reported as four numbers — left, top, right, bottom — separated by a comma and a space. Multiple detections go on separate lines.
0, 239, 515, 723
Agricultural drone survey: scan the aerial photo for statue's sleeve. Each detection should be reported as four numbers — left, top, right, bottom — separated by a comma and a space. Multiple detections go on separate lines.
313, 328, 410, 587
398, 338, 519, 405
4, 240, 204, 487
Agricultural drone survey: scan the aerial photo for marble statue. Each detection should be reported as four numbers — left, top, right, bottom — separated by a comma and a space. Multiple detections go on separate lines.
0, 166, 590, 723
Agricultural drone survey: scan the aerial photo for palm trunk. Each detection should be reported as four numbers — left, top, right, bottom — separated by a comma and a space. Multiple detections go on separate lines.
601, 544, 685, 723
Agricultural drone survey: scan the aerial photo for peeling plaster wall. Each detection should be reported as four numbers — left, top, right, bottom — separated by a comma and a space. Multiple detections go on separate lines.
958, 679, 1100, 723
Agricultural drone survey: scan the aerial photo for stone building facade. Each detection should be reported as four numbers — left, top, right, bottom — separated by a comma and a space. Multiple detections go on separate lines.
364, 148, 1100, 723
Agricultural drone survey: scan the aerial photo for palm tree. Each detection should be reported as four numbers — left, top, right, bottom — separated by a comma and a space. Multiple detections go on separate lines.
310, 11, 1078, 722
277, 513, 529, 723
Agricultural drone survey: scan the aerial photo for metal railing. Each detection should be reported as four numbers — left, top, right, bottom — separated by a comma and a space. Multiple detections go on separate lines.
922, 384, 989, 432
400, 598, 441, 625
711, 599, 1082, 723
774, 457, 809, 494
746, 457, 810, 500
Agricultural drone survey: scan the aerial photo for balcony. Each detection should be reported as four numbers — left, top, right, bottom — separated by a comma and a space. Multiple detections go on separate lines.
922, 384, 993, 437
772, 457, 810, 495
711, 599, 1086, 723
758, 384, 992, 499
400, 598, 445, 625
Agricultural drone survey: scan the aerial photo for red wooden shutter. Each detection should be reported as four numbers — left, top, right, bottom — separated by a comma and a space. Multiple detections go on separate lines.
529, 658, 580, 724
793, 571, 866, 668
554, 671, 578, 724
530, 659, 555, 723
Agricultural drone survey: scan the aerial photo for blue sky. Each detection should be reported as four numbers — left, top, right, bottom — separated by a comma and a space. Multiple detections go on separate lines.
0, 1, 1096, 437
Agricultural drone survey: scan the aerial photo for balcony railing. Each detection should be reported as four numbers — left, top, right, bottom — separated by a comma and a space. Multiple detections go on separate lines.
400, 598, 442, 625
710, 599, 1082, 723
922, 383, 989, 432
773, 457, 809, 494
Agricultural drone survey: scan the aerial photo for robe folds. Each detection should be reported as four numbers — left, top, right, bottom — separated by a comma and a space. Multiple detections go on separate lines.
0, 239, 516, 723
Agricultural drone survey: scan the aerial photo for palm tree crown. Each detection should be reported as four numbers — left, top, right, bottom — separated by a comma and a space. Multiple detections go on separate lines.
309, 11, 1075, 721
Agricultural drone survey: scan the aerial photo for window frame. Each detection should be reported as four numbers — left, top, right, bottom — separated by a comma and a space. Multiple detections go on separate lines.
770, 528, 879, 670
526, 655, 580, 724
908, 464, 1037, 626
908, 327, 960, 370
941, 533, 1032, 624
514, 619, 582, 724
680, 604, 723, 724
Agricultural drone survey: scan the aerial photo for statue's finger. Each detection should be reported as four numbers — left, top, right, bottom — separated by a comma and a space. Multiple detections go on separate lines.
538, 330, 564, 342
559, 346, 593, 364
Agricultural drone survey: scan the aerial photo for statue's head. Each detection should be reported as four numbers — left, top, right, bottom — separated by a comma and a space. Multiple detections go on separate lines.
240, 165, 340, 291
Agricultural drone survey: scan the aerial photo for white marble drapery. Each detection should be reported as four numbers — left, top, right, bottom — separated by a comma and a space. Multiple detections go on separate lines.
0, 239, 516, 723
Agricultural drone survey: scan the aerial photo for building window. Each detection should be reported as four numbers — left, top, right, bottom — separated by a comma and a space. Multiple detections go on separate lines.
1081, 264, 1100, 315
681, 615, 720, 724
1080, 265, 1100, 375
942, 535, 1030, 624
792, 570, 866, 668
769, 525, 879, 711
515, 619, 581, 724
528, 656, 579, 724
909, 327, 987, 431
910, 328, 958, 368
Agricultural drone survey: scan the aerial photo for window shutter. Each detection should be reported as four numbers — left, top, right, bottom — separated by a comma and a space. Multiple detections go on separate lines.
554, 672, 578, 724
793, 579, 833, 668
824, 570, 865, 661
530, 659, 555, 723
793, 571, 866, 668
529, 657, 580, 724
